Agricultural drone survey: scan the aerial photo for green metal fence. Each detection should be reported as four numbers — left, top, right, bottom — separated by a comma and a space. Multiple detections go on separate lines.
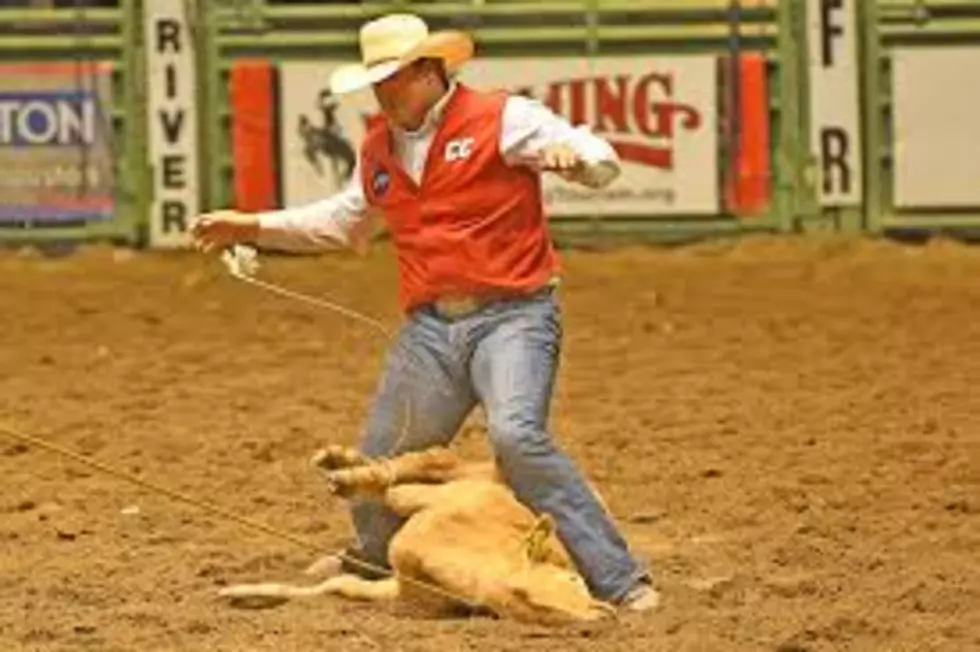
863, 0, 980, 234
2, 1, 980, 247
0, 1, 148, 245
207, 0, 797, 244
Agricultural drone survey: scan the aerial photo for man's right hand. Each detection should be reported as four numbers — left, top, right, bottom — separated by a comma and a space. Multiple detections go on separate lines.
189, 210, 261, 253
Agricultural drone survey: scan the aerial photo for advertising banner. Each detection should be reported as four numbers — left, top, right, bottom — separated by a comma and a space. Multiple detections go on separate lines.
0, 62, 115, 224
278, 55, 720, 217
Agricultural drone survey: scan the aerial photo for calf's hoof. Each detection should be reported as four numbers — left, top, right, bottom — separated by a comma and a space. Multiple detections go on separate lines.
311, 445, 367, 471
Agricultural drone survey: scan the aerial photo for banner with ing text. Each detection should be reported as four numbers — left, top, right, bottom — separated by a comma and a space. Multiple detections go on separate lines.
272, 55, 721, 217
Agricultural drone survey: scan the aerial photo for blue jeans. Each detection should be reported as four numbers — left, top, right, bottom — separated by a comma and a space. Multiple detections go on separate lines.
349, 288, 648, 602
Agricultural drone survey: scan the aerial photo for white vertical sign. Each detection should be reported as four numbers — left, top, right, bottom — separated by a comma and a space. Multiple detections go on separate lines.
892, 47, 980, 208
144, 0, 199, 248
279, 62, 365, 208
807, 0, 863, 206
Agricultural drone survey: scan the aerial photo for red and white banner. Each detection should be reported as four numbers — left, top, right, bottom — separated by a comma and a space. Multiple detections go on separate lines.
275, 55, 719, 217
463, 56, 719, 216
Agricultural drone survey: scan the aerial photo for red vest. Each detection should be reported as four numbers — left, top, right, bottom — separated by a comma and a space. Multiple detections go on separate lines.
359, 84, 559, 314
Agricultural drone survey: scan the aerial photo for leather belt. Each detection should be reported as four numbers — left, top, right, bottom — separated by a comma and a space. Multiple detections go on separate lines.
427, 285, 554, 320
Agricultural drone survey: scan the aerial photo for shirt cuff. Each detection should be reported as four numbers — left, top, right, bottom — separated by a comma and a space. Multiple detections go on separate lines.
255, 209, 351, 252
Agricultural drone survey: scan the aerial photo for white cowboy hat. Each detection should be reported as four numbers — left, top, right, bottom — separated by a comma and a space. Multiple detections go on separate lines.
329, 14, 475, 96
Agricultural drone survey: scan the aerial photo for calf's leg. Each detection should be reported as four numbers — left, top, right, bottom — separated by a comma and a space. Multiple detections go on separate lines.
220, 575, 399, 608
323, 448, 469, 499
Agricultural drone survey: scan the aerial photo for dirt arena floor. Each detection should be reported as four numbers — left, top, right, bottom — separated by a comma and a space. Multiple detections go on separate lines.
1, 235, 977, 651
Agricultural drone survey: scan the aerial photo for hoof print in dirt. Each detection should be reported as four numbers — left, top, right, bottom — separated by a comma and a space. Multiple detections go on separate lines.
629, 509, 665, 524
776, 643, 811, 652
3, 444, 29, 457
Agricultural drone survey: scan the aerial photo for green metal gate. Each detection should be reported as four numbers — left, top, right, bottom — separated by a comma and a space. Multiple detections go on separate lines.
204, 0, 802, 244
4, 1, 980, 247
862, 0, 980, 234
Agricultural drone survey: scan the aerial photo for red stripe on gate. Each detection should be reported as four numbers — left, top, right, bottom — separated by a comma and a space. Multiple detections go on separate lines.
230, 60, 278, 211
729, 54, 771, 216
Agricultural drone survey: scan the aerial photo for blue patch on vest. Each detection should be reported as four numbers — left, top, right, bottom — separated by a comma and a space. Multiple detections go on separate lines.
372, 167, 390, 198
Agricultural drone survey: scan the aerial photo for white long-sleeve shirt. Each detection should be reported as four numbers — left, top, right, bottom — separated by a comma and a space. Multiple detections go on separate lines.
256, 82, 621, 253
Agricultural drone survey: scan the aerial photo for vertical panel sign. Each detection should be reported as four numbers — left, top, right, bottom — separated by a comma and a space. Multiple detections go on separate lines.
807, 0, 863, 206
279, 62, 360, 209
0, 62, 115, 224
144, 0, 198, 248
892, 47, 980, 208
278, 56, 719, 216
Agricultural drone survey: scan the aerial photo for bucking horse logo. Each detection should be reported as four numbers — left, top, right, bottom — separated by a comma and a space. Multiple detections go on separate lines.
298, 90, 356, 186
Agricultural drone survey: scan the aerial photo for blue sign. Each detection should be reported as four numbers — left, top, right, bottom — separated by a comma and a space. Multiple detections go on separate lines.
0, 63, 115, 224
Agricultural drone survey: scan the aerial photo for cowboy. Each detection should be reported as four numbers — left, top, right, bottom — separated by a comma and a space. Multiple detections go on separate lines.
190, 13, 659, 612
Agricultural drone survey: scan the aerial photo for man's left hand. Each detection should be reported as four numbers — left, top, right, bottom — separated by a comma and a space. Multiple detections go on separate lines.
538, 144, 585, 181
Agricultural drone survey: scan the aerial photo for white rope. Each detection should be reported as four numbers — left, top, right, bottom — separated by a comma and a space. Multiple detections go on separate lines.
219, 246, 415, 447
0, 422, 484, 612
221, 245, 394, 340
218, 244, 424, 482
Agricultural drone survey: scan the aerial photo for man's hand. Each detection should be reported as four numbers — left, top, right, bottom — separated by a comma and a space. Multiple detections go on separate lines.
537, 143, 586, 181
189, 210, 260, 253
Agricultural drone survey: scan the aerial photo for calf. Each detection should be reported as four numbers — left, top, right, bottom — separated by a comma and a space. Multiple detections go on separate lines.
219, 446, 615, 624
